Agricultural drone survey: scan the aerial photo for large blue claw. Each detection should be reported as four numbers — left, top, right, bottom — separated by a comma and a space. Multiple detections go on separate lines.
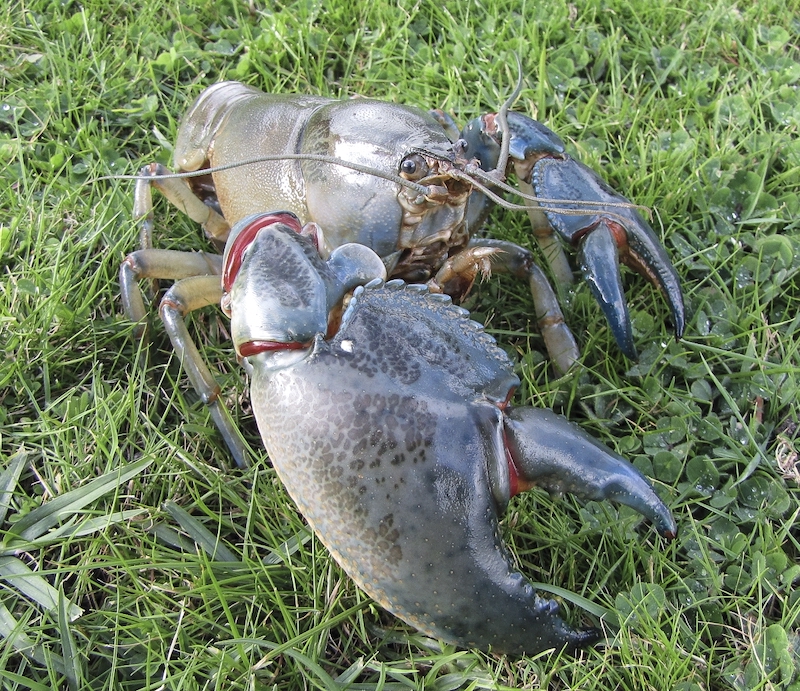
218, 223, 677, 655
532, 156, 686, 352
504, 407, 677, 539
457, 111, 686, 359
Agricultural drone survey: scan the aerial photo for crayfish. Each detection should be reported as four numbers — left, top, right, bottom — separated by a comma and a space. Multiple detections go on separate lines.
119, 80, 682, 655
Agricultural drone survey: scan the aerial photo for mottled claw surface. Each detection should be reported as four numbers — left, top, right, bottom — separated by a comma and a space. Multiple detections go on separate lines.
225, 214, 675, 655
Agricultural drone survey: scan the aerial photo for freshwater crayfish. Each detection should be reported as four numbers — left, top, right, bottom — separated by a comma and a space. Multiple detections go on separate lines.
119, 80, 683, 654
121, 209, 676, 655
127, 81, 685, 385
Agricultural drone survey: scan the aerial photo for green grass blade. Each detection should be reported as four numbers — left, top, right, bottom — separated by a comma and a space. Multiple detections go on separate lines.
0, 669, 56, 691
223, 639, 340, 691
2, 510, 149, 556
531, 582, 620, 628
29, 509, 148, 545
0, 599, 38, 655
57, 587, 82, 691
0, 449, 29, 526
8, 458, 153, 542
0, 599, 64, 672
164, 500, 239, 562
334, 657, 367, 686
220, 601, 372, 661
0, 557, 83, 620
262, 529, 312, 565
150, 523, 201, 553
276, 646, 339, 691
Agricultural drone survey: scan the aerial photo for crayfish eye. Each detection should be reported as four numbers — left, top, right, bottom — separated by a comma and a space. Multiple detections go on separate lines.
400, 154, 429, 181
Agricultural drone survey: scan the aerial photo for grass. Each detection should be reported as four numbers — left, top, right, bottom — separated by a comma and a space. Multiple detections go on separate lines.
1, 0, 799, 688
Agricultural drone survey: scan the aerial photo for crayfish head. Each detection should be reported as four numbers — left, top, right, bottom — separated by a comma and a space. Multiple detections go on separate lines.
302, 99, 471, 262
386, 154, 473, 282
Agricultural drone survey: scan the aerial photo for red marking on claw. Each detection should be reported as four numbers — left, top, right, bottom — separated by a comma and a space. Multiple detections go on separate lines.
503, 425, 533, 499
607, 219, 628, 249
505, 442, 521, 498
238, 339, 310, 357
222, 212, 302, 292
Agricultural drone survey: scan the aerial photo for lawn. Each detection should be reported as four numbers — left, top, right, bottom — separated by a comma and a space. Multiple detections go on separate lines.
1, 0, 799, 688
